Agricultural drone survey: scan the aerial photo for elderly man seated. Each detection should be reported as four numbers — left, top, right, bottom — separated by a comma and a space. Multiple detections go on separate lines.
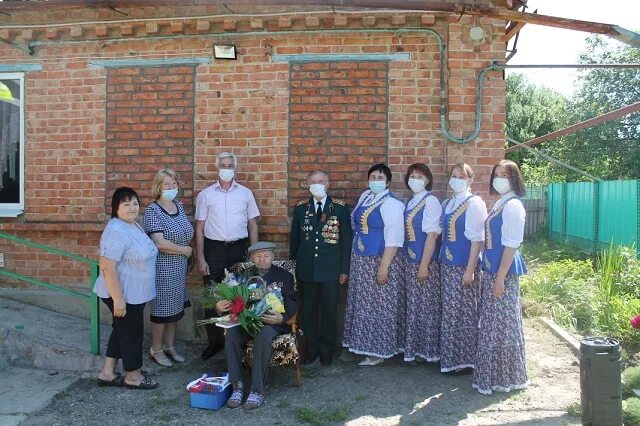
214, 241, 298, 409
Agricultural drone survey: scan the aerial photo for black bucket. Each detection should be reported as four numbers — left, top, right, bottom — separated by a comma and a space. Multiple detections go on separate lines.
580, 336, 622, 426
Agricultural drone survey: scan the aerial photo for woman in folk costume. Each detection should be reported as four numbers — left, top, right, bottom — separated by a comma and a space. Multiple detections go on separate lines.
438, 163, 487, 373
342, 163, 405, 366
400, 163, 443, 364
473, 159, 528, 395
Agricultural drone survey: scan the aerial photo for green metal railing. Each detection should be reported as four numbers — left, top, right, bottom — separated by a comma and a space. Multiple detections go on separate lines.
0, 231, 101, 355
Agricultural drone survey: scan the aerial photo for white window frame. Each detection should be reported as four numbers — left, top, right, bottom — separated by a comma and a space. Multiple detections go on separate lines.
0, 72, 25, 217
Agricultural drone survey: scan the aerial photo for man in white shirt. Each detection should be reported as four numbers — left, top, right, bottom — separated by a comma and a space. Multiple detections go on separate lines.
195, 152, 260, 359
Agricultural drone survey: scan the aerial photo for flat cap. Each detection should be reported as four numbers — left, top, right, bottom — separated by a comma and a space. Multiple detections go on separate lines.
247, 241, 276, 254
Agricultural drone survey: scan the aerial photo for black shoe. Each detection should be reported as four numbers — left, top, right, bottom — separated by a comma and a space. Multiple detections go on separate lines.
201, 343, 223, 360
303, 355, 319, 365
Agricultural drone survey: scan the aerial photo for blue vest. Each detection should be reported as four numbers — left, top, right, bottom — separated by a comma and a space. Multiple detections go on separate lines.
353, 192, 391, 257
438, 195, 474, 266
403, 192, 438, 264
481, 198, 527, 275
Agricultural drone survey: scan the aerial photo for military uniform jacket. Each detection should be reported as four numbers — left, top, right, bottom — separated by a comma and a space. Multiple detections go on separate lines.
289, 195, 353, 283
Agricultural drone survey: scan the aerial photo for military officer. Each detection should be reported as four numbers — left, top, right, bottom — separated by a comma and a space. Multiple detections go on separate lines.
290, 171, 353, 366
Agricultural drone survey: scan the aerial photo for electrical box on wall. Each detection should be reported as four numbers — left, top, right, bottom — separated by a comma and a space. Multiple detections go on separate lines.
0, 253, 4, 268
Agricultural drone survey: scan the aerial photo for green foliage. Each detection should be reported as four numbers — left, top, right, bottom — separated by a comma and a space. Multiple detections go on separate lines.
294, 406, 350, 425
565, 402, 581, 417
522, 240, 640, 346
521, 236, 592, 267
507, 36, 640, 185
505, 73, 570, 169
521, 259, 597, 331
623, 366, 640, 398
624, 398, 640, 426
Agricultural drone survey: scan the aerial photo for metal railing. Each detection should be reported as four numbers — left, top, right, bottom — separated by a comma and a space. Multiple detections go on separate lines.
0, 231, 101, 355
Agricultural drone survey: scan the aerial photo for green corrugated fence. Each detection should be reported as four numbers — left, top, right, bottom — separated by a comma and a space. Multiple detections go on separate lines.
547, 180, 639, 252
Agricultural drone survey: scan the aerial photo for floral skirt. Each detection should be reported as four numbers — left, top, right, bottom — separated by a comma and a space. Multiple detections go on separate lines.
440, 264, 480, 372
401, 253, 440, 362
473, 272, 529, 395
342, 251, 402, 358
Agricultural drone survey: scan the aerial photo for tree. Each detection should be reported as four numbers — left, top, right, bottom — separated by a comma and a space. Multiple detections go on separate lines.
507, 36, 640, 185
504, 73, 570, 182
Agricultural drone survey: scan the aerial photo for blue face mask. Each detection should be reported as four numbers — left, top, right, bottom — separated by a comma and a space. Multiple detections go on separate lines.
368, 180, 387, 194
161, 188, 178, 201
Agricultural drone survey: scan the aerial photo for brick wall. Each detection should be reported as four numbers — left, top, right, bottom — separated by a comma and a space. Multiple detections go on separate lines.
106, 65, 195, 214
288, 61, 388, 209
0, 9, 506, 291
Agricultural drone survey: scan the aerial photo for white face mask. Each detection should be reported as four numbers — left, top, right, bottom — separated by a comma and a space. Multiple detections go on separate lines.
218, 169, 235, 183
492, 177, 511, 195
408, 178, 426, 194
449, 177, 468, 194
161, 188, 178, 201
309, 183, 326, 199
368, 180, 387, 195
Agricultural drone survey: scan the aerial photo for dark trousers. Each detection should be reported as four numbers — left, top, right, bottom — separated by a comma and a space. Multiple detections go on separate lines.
301, 280, 339, 361
225, 325, 280, 393
203, 237, 249, 347
102, 297, 146, 372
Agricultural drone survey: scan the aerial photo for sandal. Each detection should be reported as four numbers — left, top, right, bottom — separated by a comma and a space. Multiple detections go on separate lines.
358, 356, 384, 367
150, 347, 173, 367
243, 392, 264, 410
97, 373, 125, 387
125, 375, 158, 390
164, 346, 185, 363
226, 382, 244, 409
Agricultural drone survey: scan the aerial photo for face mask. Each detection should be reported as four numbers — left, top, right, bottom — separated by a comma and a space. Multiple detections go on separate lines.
449, 177, 468, 194
368, 180, 387, 195
161, 188, 178, 201
218, 169, 235, 183
408, 178, 426, 194
309, 183, 326, 199
492, 177, 511, 195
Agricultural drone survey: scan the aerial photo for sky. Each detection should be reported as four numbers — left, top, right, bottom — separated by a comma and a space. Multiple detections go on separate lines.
505, 0, 640, 96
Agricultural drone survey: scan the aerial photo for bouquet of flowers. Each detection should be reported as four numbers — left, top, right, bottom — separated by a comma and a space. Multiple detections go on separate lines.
197, 270, 286, 337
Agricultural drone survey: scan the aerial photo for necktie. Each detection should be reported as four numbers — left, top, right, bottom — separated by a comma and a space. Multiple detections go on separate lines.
316, 201, 322, 223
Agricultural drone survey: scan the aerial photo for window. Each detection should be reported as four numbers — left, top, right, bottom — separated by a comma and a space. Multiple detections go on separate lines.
0, 73, 24, 217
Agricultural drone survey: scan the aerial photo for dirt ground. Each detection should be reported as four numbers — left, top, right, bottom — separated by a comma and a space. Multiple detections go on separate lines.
24, 319, 581, 426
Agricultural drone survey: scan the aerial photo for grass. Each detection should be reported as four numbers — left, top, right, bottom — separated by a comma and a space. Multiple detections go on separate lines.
521, 239, 640, 349
294, 406, 350, 425
566, 402, 581, 417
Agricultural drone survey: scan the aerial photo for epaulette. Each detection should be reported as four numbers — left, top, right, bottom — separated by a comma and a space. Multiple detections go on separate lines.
297, 199, 308, 206
332, 199, 346, 206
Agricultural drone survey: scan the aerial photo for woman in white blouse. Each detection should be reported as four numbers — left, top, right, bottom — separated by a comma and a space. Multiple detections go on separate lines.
473, 159, 529, 395
94, 187, 159, 390
438, 163, 487, 373
400, 163, 443, 364
342, 163, 405, 366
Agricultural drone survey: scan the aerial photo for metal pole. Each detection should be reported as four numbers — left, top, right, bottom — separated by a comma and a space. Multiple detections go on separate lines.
89, 264, 101, 355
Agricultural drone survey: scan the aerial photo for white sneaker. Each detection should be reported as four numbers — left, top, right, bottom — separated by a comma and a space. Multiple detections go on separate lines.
358, 356, 384, 366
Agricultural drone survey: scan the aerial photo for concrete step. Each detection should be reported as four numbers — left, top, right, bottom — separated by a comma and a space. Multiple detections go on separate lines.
0, 364, 78, 426
0, 297, 107, 371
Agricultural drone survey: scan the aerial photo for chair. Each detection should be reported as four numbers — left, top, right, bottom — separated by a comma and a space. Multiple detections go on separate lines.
229, 260, 302, 387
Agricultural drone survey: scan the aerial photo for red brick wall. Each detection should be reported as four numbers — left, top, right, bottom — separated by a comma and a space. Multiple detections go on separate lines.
0, 10, 506, 290
106, 65, 195, 214
288, 61, 388, 208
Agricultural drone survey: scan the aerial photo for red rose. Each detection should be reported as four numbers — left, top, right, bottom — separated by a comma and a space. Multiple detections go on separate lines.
630, 315, 640, 329
230, 296, 245, 316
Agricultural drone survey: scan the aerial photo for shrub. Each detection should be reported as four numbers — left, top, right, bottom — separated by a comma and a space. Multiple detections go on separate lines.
623, 366, 640, 398
624, 398, 640, 426
521, 259, 597, 331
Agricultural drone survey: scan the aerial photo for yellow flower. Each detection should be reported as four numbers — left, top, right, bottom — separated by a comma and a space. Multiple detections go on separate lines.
265, 293, 285, 313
